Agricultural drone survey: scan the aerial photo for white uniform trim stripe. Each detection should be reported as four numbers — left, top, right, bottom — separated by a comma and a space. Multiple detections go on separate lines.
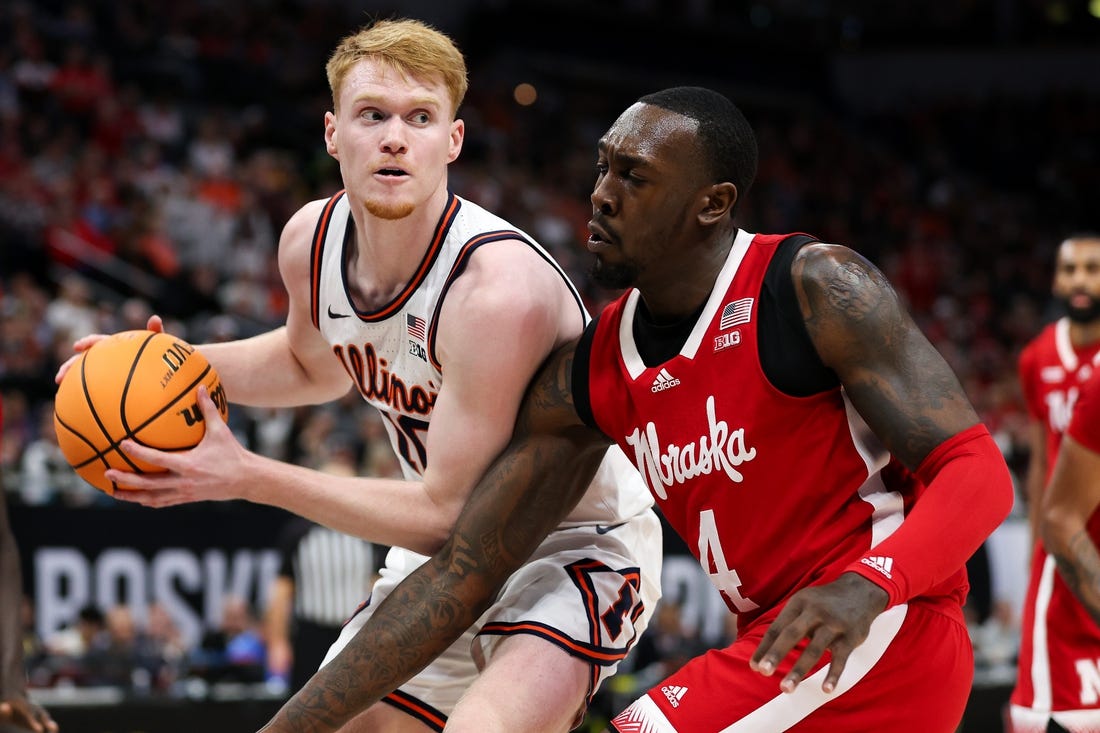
681, 229, 756, 359
720, 604, 908, 732
1011, 703, 1100, 730
1055, 317, 1079, 372
841, 391, 903, 547
1053, 707, 1100, 728
1029, 555, 1058, 711
613, 694, 678, 732
618, 229, 757, 380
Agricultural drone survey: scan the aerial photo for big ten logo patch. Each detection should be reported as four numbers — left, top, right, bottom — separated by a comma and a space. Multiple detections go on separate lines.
714, 331, 741, 352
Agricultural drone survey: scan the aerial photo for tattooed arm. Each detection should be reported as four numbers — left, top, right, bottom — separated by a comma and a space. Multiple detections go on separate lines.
1041, 435, 1100, 626
258, 340, 610, 732
750, 243, 1012, 694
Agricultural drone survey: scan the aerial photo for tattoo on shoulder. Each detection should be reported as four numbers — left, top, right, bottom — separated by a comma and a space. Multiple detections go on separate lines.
794, 243, 976, 465
796, 245, 897, 333
824, 259, 886, 322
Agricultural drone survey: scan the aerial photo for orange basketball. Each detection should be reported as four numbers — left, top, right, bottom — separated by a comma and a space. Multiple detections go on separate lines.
53, 330, 229, 495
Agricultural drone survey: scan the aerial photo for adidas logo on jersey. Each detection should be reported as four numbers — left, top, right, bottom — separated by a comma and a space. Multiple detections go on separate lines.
860, 555, 894, 579
651, 368, 681, 393
661, 685, 688, 708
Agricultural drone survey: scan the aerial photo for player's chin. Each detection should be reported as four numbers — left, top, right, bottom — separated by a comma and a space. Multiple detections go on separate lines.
589, 258, 639, 291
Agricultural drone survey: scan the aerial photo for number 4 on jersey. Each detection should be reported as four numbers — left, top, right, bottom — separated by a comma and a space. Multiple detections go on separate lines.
698, 508, 758, 612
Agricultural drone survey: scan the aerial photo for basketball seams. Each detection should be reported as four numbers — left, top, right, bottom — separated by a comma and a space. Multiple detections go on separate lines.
79, 344, 122, 452
82, 337, 146, 487
126, 364, 217, 447
118, 331, 159, 439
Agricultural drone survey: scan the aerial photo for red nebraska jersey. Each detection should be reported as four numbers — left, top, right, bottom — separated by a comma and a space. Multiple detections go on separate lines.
1012, 333, 1100, 730
580, 230, 967, 633
1018, 319, 1100, 483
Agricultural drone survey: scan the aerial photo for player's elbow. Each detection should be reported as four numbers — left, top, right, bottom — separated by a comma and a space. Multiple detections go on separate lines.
1038, 504, 1080, 559
968, 434, 1015, 533
417, 499, 466, 556
989, 463, 1016, 528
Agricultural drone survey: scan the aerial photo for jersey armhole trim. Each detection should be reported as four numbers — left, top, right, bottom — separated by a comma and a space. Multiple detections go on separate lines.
572, 315, 600, 431
310, 190, 346, 329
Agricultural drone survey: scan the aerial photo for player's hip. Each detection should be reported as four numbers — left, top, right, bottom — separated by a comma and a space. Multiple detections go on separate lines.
611, 600, 972, 733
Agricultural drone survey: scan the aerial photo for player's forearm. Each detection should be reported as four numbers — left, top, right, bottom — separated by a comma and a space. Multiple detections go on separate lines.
846, 424, 1014, 606
258, 430, 604, 732
200, 329, 349, 408
259, 547, 496, 732
240, 458, 455, 553
1047, 528, 1100, 627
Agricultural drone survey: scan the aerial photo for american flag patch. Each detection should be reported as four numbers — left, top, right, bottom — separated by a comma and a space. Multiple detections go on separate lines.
407, 314, 426, 340
719, 298, 753, 330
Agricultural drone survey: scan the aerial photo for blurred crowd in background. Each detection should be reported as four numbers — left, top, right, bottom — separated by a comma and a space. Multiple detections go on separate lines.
1, 0, 1098, 723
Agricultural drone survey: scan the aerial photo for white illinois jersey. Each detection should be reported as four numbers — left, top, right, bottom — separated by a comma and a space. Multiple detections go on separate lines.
309, 190, 653, 526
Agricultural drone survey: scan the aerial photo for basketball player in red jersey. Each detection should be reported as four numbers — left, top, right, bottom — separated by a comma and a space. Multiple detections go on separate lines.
1011, 234, 1100, 732
247, 86, 1014, 733
0, 397, 58, 733
1028, 369, 1100, 733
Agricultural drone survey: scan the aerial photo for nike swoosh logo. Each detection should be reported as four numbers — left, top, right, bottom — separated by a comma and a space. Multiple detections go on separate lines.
595, 521, 628, 535
327, 305, 351, 319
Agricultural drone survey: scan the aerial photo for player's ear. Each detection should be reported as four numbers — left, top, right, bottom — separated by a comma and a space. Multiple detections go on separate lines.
325, 111, 339, 158
698, 182, 737, 226
447, 118, 464, 163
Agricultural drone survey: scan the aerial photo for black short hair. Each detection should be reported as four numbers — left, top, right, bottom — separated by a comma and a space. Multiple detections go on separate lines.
638, 86, 758, 209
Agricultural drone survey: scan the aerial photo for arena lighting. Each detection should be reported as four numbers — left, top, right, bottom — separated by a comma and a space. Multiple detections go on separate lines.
513, 82, 537, 106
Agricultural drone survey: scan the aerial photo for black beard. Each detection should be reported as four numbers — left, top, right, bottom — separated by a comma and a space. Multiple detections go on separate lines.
1060, 296, 1100, 324
589, 257, 640, 290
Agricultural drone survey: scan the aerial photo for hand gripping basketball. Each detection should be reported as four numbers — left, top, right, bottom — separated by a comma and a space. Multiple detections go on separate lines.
99, 384, 248, 508
53, 330, 229, 495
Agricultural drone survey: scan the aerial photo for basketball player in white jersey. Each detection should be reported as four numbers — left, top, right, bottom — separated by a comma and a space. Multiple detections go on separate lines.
58, 18, 661, 733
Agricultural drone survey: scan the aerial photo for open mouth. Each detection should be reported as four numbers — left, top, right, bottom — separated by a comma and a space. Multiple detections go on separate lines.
587, 220, 614, 251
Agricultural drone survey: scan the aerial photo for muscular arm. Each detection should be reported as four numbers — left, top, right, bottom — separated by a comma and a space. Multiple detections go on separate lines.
795, 244, 980, 465
111, 237, 582, 554
796, 244, 1012, 583
752, 243, 1014, 693
1041, 437, 1100, 625
259, 342, 611, 732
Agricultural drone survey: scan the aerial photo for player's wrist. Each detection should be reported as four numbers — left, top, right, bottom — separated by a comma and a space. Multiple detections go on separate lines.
842, 562, 902, 608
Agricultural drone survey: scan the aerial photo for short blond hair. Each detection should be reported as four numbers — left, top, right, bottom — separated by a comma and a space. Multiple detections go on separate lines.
326, 18, 469, 117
